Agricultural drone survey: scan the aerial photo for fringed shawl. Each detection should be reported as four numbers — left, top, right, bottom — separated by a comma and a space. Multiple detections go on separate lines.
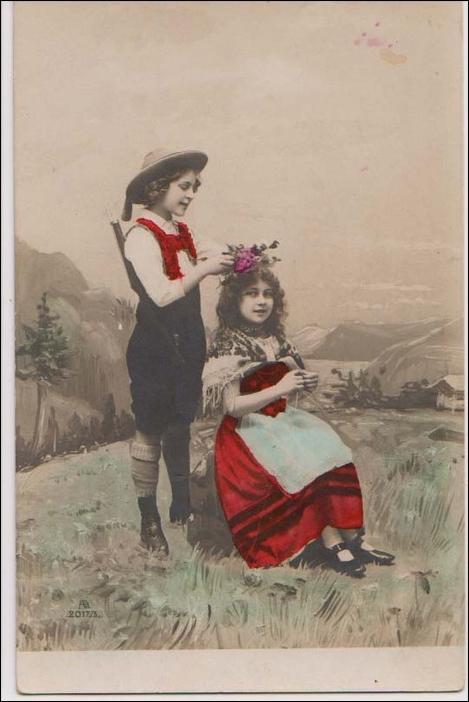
202, 327, 304, 415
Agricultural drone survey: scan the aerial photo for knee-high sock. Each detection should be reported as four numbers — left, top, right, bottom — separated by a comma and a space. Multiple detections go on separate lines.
162, 423, 191, 519
130, 441, 161, 498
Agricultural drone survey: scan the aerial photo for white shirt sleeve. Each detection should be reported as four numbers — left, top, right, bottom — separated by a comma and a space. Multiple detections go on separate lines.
192, 231, 226, 260
124, 226, 186, 307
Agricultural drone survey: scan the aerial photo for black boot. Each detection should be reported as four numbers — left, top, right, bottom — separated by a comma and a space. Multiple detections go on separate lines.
168, 481, 192, 524
137, 496, 169, 556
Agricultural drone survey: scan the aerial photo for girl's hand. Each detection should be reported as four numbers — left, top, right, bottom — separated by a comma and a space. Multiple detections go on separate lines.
275, 370, 307, 396
277, 355, 300, 370
201, 253, 235, 276
300, 371, 319, 390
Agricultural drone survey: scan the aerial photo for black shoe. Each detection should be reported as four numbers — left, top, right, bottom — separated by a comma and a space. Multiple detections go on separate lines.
137, 496, 169, 556
140, 519, 169, 555
323, 542, 367, 579
348, 534, 395, 566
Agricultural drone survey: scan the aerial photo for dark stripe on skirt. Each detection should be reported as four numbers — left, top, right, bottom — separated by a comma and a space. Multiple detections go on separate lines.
227, 463, 358, 529
231, 486, 363, 539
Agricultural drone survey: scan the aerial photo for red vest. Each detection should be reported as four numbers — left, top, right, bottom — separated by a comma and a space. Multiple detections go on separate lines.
136, 217, 197, 280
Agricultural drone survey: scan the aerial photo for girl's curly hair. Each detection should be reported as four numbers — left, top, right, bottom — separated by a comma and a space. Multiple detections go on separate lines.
215, 266, 287, 341
142, 167, 202, 208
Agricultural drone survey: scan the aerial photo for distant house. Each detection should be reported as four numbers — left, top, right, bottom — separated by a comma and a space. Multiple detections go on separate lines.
430, 375, 465, 412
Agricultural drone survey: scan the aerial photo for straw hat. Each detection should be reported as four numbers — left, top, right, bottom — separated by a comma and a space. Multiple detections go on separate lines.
121, 148, 208, 220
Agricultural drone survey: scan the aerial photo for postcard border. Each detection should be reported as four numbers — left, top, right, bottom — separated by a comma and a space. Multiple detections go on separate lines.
17, 646, 466, 695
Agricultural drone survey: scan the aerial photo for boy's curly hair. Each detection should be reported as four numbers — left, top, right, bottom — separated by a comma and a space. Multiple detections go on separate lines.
142, 167, 201, 208
215, 266, 287, 340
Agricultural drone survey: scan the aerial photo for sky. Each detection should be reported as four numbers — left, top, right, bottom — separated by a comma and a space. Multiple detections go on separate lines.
14, 1, 464, 332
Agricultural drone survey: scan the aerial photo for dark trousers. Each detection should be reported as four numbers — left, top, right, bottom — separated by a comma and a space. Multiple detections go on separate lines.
161, 421, 192, 522
127, 319, 204, 523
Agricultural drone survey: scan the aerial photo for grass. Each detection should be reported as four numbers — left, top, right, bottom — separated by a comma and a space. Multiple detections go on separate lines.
16, 410, 465, 652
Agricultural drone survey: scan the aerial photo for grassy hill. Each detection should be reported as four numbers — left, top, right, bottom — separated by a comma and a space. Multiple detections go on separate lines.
367, 318, 464, 396
16, 407, 465, 651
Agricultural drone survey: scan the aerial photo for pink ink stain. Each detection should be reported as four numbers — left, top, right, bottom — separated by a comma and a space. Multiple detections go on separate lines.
367, 36, 385, 47
361, 166, 369, 173
354, 28, 398, 51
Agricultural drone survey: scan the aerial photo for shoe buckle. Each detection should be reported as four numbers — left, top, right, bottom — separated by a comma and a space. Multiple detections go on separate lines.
330, 541, 347, 554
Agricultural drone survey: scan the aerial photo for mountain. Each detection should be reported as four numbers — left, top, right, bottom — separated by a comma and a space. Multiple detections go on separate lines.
15, 239, 89, 321
307, 319, 448, 361
290, 324, 329, 356
367, 318, 464, 396
15, 238, 134, 443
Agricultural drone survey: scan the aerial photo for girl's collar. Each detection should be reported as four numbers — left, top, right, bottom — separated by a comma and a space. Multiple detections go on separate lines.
236, 322, 271, 338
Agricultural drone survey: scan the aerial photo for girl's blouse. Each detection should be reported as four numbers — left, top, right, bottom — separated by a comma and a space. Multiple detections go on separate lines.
254, 336, 281, 362
124, 208, 224, 308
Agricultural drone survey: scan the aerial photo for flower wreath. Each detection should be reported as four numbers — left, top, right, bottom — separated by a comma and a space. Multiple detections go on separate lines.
220, 240, 280, 285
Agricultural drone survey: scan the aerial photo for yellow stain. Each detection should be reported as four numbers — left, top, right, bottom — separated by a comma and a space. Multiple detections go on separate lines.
380, 48, 408, 65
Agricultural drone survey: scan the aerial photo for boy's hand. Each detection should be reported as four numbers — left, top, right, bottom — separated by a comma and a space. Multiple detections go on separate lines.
201, 253, 235, 276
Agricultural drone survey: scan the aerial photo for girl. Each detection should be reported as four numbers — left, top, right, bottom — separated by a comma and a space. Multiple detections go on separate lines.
121, 148, 234, 555
204, 263, 395, 577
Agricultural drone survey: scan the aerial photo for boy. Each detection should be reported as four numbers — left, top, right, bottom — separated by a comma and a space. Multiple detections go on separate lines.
121, 148, 233, 555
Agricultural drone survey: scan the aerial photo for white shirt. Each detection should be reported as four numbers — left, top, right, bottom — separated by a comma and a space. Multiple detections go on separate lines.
124, 208, 224, 307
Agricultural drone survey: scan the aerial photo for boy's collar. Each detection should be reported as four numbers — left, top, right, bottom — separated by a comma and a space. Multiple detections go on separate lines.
139, 208, 177, 231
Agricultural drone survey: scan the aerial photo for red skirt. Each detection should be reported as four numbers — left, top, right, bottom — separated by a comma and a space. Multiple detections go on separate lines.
215, 415, 364, 568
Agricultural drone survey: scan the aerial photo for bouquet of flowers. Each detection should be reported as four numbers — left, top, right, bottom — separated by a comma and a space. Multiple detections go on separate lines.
221, 240, 280, 284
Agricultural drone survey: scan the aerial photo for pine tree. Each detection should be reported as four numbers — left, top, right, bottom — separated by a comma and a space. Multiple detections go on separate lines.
369, 376, 383, 405
101, 393, 117, 442
16, 292, 71, 462
117, 409, 135, 439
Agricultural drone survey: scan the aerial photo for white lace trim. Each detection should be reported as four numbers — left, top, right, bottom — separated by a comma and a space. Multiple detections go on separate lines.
202, 355, 261, 415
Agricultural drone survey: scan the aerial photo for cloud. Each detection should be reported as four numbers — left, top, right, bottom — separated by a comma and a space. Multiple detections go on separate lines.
402, 241, 460, 254
339, 296, 443, 310
336, 235, 460, 257
393, 298, 442, 306
340, 282, 432, 292
367, 283, 432, 292
339, 301, 386, 310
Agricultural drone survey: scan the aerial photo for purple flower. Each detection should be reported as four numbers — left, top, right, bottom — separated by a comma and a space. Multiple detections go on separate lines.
233, 247, 261, 273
